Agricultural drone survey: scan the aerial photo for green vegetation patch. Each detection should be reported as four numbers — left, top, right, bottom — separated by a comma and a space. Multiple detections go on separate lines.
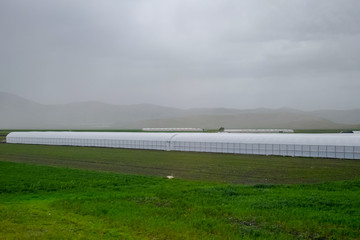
1, 161, 360, 239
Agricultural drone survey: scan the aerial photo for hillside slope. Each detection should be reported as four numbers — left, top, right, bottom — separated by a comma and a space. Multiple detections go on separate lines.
1, 92, 359, 129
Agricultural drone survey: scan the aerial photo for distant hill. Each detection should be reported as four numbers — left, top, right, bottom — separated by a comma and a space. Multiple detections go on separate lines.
1, 92, 360, 129
126, 112, 355, 129
309, 109, 360, 125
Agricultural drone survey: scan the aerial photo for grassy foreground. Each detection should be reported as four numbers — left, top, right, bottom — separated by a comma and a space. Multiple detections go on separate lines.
1, 161, 360, 239
1, 144, 360, 184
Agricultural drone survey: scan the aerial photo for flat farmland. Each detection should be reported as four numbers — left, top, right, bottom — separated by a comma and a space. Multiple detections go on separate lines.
1, 143, 360, 184
0, 160, 359, 239
1, 143, 360, 239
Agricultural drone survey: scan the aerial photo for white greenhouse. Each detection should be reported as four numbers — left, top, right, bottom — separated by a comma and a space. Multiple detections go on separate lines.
6, 132, 360, 160
142, 128, 203, 132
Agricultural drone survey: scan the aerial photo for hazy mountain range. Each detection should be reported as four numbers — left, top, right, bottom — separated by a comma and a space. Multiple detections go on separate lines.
1, 92, 360, 129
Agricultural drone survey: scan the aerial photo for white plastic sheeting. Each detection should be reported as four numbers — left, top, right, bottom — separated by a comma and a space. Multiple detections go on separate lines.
6, 132, 360, 159
170, 133, 360, 159
142, 128, 203, 132
6, 132, 174, 151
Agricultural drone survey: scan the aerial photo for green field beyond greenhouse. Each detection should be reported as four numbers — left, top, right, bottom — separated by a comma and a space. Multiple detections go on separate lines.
1, 143, 360, 239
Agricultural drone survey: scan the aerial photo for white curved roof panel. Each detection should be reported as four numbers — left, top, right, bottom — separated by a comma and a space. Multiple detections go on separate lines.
6, 131, 176, 141
142, 128, 203, 132
171, 133, 360, 146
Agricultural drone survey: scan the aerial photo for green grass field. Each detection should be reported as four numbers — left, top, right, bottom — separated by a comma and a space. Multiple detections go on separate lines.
1, 141, 360, 239
1, 160, 360, 239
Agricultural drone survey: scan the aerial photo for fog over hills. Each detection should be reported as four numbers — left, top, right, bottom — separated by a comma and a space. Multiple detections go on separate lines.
1, 92, 359, 129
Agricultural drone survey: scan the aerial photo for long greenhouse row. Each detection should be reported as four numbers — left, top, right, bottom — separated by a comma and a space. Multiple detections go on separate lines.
6, 131, 360, 159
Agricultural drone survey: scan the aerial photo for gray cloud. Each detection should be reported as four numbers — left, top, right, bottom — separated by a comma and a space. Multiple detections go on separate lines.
1, 0, 360, 109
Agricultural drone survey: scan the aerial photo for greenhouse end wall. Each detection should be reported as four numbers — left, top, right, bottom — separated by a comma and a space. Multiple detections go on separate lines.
6, 132, 360, 160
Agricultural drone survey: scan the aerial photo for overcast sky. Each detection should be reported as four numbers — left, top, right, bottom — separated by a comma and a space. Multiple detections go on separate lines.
1, 0, 360, 110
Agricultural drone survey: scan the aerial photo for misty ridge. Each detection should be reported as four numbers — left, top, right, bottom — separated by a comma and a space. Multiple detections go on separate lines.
1, 92, 360, 130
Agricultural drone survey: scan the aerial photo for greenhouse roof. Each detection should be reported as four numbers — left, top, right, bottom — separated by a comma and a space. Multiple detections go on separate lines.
7, 131, 360, 147
171, 133, 360, 146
